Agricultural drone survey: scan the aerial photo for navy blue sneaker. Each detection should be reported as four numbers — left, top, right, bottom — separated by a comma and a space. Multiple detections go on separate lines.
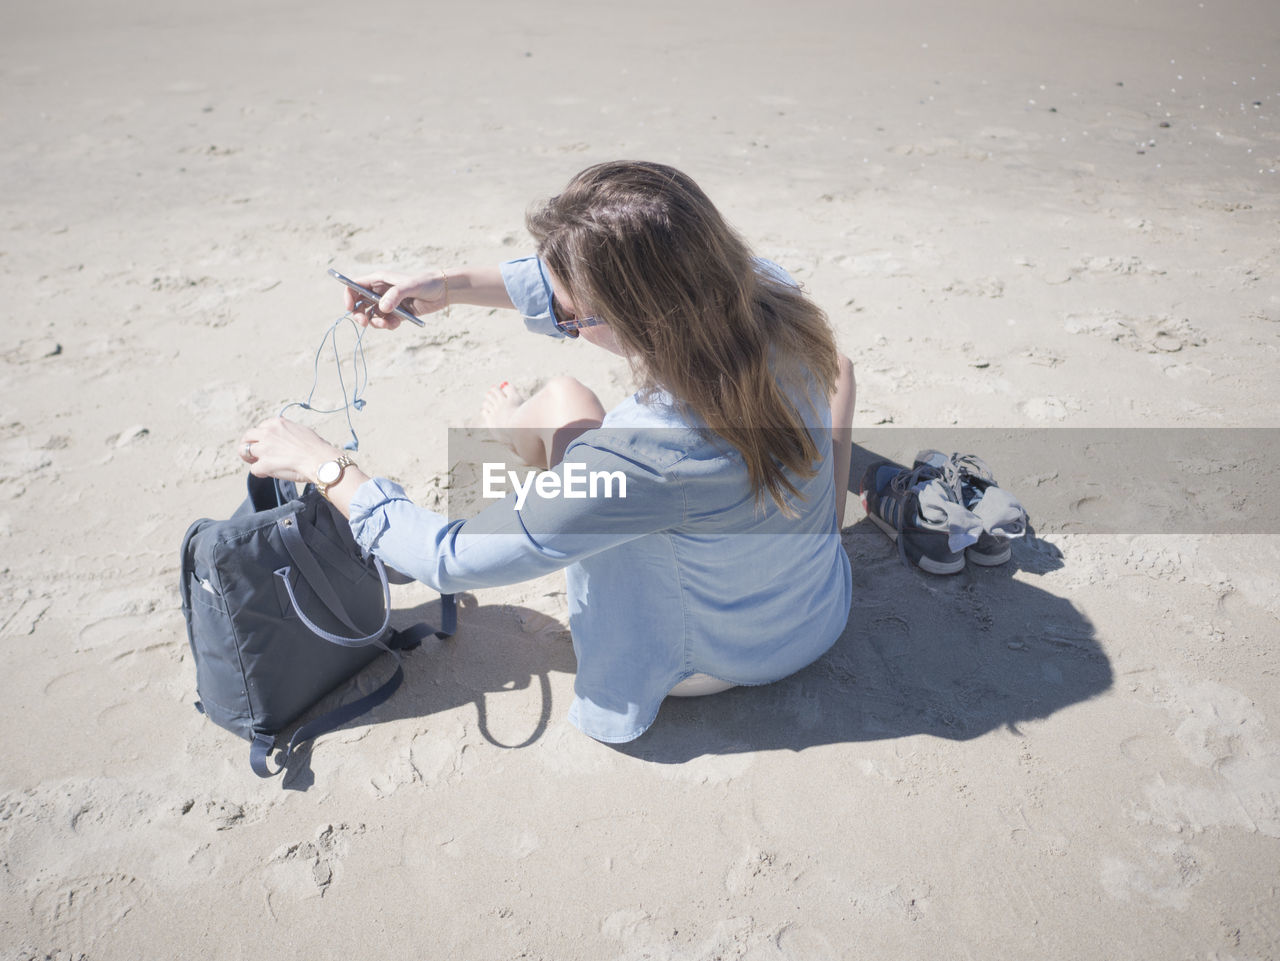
913, 451, 1027, 566
859, 460, 983, 575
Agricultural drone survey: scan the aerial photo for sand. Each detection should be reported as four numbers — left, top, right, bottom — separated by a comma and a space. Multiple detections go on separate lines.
2, 0, 1279, 958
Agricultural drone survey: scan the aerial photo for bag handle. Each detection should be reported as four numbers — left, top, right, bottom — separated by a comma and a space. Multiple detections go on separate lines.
274, 514, 391, 646
253, 510, 461, 777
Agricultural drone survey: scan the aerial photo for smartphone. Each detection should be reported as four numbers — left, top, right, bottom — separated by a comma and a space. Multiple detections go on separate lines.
328, 268, 425, 327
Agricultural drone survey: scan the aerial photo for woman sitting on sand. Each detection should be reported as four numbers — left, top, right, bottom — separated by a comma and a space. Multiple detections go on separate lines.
239, 161, 856, 743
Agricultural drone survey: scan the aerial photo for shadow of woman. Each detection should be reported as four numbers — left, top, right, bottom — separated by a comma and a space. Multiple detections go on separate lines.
617, 521, 1111, 764
279, 437, 1107, 784
279, 524, 1106, 785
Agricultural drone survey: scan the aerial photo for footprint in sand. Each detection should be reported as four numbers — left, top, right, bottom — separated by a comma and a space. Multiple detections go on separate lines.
1115, 315, 1206, 354
149, 274, 234, 327
28, 873, 153, 953
1019, 396, 1083, 421
831, 250, 908, 277
770, 924, 839, 959
1099, 838, 1204, 910
0, 587, 51, 637
1064, 311, 1206, 354
1130, 676, 1280, 838
262, 823, 365, 911
610, 917, 757, 961
197, 798, 254, 831
1002, 804, 1071, 858
76, 611, 158, 654
942, 277, 1005, 298
1071, 255, 1167, 278
601, 907, 658, 943
368, 725, 469, 797
0, 433, 55, 498
724, 846, 789, 896
181, 382, 256, 430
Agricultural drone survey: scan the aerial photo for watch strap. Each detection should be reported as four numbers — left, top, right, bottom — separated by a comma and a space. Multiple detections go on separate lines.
317, 454, 355, 498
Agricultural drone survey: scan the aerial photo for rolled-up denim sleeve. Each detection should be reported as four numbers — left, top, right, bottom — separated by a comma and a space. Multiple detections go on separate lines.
348, 477, 563, 593
347, 458, 677, 593
500, 256, 565, 339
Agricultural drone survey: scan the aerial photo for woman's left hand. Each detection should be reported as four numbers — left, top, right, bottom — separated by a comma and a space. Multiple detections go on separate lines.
238, 417, 345, 485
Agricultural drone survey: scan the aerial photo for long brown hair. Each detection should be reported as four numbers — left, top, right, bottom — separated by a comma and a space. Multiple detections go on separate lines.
527, 161, 840, 512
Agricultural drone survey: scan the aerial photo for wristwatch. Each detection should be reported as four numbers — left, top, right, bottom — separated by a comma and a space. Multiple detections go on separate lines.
315, 454, 355, 499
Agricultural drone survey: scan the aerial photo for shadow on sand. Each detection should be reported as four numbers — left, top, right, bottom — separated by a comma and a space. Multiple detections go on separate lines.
276, 591, 577, 789
276, 442, 1110, 784
620, 520, 1108, 764
621, 439, 1108, 763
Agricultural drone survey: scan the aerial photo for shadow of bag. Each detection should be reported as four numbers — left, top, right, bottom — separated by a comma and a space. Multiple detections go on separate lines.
179, 473, 456, 778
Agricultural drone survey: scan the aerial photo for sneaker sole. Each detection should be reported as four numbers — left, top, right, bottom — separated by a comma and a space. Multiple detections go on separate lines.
862, 495, 966, 575
966, 545, 1012, 566
967, 532, 1013, 566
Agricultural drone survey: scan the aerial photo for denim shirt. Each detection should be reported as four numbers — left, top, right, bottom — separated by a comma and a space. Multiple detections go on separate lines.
348, 257, 852, 742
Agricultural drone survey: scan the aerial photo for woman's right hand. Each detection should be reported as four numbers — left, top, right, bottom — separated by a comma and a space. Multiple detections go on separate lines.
344, 269, 450, 330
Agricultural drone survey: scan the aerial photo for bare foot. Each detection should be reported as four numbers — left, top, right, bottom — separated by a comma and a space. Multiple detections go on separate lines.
478, 376, 606, 470
481, 381, 529, 459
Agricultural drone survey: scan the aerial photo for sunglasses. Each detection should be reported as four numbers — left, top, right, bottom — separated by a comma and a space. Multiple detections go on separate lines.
550, 294, 605, 337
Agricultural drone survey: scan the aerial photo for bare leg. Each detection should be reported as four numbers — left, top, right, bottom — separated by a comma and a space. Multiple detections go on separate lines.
482, 377, 606, 470
830, 355, 856, 529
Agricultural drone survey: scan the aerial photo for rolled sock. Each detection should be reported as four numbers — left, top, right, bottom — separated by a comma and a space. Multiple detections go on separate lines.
915, 480, 984, 553
971, 486, 1027, 540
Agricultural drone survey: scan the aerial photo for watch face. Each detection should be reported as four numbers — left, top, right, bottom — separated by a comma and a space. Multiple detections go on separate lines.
317, 460, 341, 485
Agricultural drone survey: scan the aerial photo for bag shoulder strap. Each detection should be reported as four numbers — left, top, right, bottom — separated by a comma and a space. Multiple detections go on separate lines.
250, 637, 404, 778
249, 599, 457, 778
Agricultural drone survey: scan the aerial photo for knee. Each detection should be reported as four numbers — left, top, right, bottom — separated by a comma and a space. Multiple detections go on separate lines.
541, 376, 606, 418
832, 353, 855, 414
543, 375, 591, 398
836, 353, 854, 389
